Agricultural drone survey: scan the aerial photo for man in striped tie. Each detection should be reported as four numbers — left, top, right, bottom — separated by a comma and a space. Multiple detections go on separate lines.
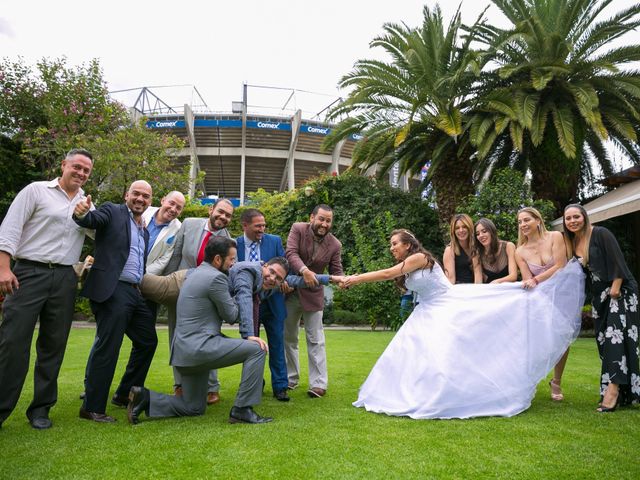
235, 209, 290, 401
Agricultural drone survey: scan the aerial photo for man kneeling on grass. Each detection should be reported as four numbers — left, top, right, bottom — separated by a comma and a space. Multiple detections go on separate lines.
127, 236, 272, 424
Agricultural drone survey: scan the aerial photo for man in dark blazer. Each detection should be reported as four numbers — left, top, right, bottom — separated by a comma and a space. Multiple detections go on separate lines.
73, 180, 157, 423
127, 236, 272, 425
284, 204, 343, 398
235, 208, 290, 401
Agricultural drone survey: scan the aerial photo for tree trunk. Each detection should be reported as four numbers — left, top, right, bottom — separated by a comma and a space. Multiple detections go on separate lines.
431, 149, 475, 226
528, 124, 582, 217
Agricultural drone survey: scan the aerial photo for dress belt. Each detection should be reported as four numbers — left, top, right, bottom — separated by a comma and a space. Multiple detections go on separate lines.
118, 280, 141, 291
16, 258, 72, 269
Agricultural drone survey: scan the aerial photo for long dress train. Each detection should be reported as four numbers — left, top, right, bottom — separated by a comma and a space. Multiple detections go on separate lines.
353, 260, 585, 419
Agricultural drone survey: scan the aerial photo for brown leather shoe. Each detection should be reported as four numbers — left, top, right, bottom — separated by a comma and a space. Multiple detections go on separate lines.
307, 387, 326, 398
207, 392, 220, 405
79, 408, 116, 423
174, 385, 183, 397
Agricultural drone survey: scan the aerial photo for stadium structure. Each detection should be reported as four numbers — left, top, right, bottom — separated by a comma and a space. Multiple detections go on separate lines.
115, 84, 416, 204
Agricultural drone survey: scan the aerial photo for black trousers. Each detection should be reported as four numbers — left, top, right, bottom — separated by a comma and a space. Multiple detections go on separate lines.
0, 261, 77, 423
82, 282, 157, 414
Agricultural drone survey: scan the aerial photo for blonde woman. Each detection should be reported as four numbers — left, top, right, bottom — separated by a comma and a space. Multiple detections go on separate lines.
443, 214, 476, 284
514, 207, 569, 401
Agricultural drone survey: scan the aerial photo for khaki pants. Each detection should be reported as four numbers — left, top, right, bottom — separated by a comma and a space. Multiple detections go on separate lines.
283, 294, 327, 390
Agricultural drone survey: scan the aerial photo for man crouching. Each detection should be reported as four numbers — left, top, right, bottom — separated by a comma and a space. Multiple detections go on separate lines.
127, 236, 272, 424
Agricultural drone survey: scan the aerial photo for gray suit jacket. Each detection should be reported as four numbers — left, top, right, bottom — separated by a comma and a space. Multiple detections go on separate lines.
164, 217, 231, 274
170, 262, 239, 367
229, 261, 330, 339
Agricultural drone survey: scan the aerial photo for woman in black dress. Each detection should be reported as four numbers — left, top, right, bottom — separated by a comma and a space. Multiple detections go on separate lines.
564, 204, 640, 411
443, 214, 476, 284
474, 218, 517, 284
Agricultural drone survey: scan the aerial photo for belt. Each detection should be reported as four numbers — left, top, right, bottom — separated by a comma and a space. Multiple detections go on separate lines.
119, 280, 141, 291
16, 259, 72, 269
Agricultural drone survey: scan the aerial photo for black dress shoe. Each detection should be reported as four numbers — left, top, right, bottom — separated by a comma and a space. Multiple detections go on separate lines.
127, 386, 150, 425
273, 390, 290, 402
29, 417, 52, 430
79, 408, 116, 423
111, 393, 129, 408
229, 406, 273, 424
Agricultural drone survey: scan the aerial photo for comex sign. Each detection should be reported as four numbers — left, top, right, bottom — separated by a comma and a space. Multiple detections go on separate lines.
146, 120, 185, 129
246, 121, 291, 131
301, 125, 331, 135
257, 121, 280, 129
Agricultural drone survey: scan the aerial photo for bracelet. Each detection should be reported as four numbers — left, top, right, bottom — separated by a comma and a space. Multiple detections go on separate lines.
300, 266, 308, 274
532, 277, 539, 285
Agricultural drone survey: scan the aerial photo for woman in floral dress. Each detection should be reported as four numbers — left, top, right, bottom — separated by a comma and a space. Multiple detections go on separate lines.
563, 204, 640, 411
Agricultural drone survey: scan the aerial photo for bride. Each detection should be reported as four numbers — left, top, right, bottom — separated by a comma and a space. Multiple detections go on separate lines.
342, 229, 585, 419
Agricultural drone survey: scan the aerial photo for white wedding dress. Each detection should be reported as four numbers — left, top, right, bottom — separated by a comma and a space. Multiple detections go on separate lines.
353, 259, 585, 419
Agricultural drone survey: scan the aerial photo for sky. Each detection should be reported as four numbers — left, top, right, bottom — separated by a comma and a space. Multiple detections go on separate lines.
0, 0, 510, 118
1, 0, 638, 167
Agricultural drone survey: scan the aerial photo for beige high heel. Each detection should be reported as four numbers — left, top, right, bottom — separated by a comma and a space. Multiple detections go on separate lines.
549, 378, 564, 401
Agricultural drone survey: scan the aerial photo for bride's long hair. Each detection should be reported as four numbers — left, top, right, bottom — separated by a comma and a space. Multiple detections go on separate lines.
391, 229, 437, 291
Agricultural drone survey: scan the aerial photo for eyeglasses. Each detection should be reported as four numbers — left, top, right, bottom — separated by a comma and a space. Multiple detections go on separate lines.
267, 267, 285, 284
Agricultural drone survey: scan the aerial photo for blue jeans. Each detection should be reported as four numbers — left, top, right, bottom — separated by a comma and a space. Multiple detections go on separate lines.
259, 302, 288, 393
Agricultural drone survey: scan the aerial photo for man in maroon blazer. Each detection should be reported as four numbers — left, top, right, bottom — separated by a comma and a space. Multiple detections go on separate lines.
284, 204, 343, 398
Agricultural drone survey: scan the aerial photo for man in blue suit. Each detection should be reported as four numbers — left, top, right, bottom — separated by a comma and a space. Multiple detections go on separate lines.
73, 180, 158, 423
236, 209, 290, 402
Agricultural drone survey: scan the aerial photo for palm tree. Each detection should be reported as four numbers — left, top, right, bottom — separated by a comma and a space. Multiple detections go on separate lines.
324, 4, 487, 224
469, 0, 640, 211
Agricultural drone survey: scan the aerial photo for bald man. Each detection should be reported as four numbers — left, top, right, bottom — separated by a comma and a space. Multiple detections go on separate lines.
141, 191, 185, 275
72, 180, 158, 423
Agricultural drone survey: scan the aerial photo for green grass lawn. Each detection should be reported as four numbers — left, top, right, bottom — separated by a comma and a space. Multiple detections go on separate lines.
0, 328, 638, 479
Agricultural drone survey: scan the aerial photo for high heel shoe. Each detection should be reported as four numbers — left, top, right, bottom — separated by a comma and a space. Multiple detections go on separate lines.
597, 390, 619, 413
549, 378, 564, 401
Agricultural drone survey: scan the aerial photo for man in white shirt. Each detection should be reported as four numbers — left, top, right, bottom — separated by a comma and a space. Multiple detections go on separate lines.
0, 149, 93, 430
141, 191, 185, 275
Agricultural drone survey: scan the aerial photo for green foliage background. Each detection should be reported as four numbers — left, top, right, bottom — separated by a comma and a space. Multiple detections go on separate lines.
458, 168, 556, 242
191, 172, 442, 329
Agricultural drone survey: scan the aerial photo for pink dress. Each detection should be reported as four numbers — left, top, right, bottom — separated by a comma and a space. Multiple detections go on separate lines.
527, 258, 554, 277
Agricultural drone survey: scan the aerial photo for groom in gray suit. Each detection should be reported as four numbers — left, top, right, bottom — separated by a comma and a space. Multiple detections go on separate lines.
127, 236, 272, 424
162, 198, 234, 404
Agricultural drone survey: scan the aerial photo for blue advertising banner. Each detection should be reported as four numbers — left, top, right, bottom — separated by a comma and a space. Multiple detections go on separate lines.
300, 124, 331, 135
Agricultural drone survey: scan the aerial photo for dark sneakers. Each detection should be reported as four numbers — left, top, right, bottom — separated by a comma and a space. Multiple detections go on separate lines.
29, 417, 52, 430
273, 390, 290, 402
228, 406, 273, 424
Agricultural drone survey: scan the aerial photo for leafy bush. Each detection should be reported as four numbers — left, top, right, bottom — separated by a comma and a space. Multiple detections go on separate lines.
237, 173, 440, 330
73, 297, 93, 322
328, 308, 369, 326
458, 168, 555, 243
332, 213, 404, 330
246, 171, 442, 272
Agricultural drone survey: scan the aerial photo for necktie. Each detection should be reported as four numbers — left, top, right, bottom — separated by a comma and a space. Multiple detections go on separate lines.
249, 241, 259, 262
252, 293, 261, 336
196, 231, 213, 266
